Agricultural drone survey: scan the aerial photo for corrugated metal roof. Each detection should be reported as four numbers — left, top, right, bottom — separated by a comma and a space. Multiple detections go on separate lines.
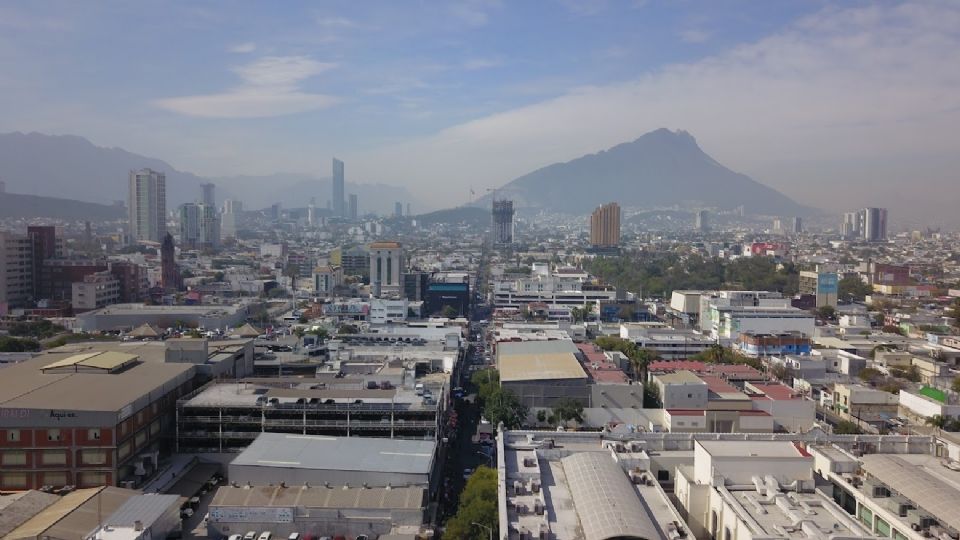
231, 433, 435, 476
212, 485, 424, 510
860, 454, 960, 531
104, 494, 182, 527
561, 452, 661, 540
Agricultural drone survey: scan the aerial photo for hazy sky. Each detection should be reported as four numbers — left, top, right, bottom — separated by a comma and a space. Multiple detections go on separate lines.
1, 1, 958, 222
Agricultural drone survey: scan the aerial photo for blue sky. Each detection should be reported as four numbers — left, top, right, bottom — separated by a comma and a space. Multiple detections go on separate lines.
1, 0, 959, 220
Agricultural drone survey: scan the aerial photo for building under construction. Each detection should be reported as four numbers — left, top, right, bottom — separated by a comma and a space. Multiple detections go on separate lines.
492, 199, 515, 246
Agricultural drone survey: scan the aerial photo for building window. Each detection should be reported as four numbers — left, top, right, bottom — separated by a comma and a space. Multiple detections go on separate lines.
135, 431, 146, 448
657, 470, 670, 481
81, 449, 107, 465
118, 441, 132, 460
42, 450, 67, 465
1, 473, 27, 489
88, 428, 101, 441
42, 471, 67, 486
7, 429, 20, 442
78, 471, 108, 487
47, 429, 62, 441
1, 451, 26, 466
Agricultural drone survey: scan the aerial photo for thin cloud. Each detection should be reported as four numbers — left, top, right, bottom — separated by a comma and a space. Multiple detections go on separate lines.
228, 42, 257, 53
154, 56, 339, 119
352, 1, 960, 213
462, 58, 502, 70
449, 0, 500, 27
679, 29, 711, 43
316, 16, 357, 28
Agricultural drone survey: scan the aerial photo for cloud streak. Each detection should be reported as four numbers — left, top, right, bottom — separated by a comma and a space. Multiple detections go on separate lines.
154, 55, 339, 119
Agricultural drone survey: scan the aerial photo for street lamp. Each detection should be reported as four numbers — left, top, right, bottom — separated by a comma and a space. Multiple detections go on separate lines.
472, 522, 493, 540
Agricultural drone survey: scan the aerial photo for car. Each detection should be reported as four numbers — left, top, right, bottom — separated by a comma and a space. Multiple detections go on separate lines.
244, 533, 257, 540
180, 508, 194, 519
258, 532, 273, 540
229, 535, 243, 540
288, 534, 301, 540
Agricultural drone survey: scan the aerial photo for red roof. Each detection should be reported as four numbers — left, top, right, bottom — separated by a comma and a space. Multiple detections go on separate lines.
750, 383, 799, 400
650, 360, 707, 371
699, 375, 740, 394
666, 409, 706, 416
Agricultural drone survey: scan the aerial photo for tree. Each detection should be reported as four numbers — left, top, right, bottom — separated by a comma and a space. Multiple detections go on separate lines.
552, 398, 585, 427
834, 420, 862, 434
471, 369, 500, 405
926, 415, 950, 429
838, 276, 872, 302
771, 364, 794, 383
338, 324, 359, 334
643, 381, 662, 408
628, 347, 658, 383
869, 344, 896, 359
0, 336, 41, 352
444, 466, 498, 540
816, 305, 837, 321
483, 388, 528, 429
307, 327, 329, 341
858, 367, 883, 383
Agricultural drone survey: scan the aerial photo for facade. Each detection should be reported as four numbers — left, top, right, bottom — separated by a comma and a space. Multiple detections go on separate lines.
403, 271, 430, 302
332, 245, 370, 278
369, 241, 404, 295
38, 259, 108, 303
348, 193, 358, 220
735, 331, 812, 358
179, 203, 220, 249
72, 271, 121, 312
832, 383, 899, 426
492, 199, 515, 245
700, 291, 815, 344
332, 157, 345, 217
201, 182, 215, 207
221, 199, 241, 239
861, 207, 888, 242
492, 267, 616, 309
75, 303, 249, 332
589, 202, 620, 248
161, 233, 179, 291
695, 209, 709, 232
312, 265, 343, 295
109, 261, 149, 303
621, 326, 715, 360
799, 271, 839, 308
128, 168, 166, 243
497, 340, 589, 407
0, 232, 34, 309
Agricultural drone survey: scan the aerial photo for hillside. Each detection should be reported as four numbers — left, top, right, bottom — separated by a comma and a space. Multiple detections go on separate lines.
475, 128, 813, 216
0, 191, 125, 220
415, 206, 490, 227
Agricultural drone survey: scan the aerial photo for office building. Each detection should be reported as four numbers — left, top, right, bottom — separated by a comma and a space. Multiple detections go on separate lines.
492, 199, 514, 245
394, 201, 403, 217
332, 157, 345, 217
221, 199, 241, 239
0, 232, 34, 309
28, 226, 60, 298
38, 259, 108, 303
403, 271, 430, 302
590, 202, 620, 248
842, 211, 860, 238
799, 271, 839, 308
369, 241, 404, 296
312, 265, 343, 295
178, 203, 220, 249
72, 271, 121, 312
861, 207, 888, 242
792, 216, 803, 234
695, 209, 709, 232
348, 193, 358, 220
127, 169, 166, 243
109, 260, 148, 303
492, 265, 616, 309
200, 182, 215, 207
331, 246, 369, 278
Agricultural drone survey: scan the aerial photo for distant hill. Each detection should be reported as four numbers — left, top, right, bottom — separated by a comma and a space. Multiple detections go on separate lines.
0, 132, 413, 214
474, 128, 814, 216
415, 206, 490, 227
0, 191, 125, 220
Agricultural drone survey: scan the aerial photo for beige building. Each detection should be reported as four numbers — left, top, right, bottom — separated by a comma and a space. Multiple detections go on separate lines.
589, 202, 620, 248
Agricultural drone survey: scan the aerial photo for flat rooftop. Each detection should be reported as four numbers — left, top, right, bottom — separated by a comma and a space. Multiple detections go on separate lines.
211, 484, 424, 510
0, 342, 194, 413
655, 370, 705, 385
231, 433, 435, 476
698, 439, 807, 459
498, 340, 586, 382
183, 381, 435, 408
725, 488, 870, 538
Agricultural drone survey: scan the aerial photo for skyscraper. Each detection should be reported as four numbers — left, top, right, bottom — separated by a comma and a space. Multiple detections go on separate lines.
842, 212, 860, 238
590, 202, 620, 248
368, 241, 404, 296
201, 182, 216, 207
394, 202, 403, 218
492, 199, 514, 246
862, 207, 888, 242
179, 203, 220, 249
349, 194, 358, 221
128, 168, 166, 243
332, 158, 345, 217
792, 216, 803, 234
695, 210, 709, 232
221, 199, 241, 239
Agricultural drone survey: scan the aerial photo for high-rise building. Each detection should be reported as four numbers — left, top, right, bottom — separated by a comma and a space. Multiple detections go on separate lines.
161, 233, 179, 291
201, 182, 216, 207
369, 241, 404, 296
332, 158, 345, 217
772, 218, 784, 235
792, 217, 803, 235
861, 207, 888, 242
128, 168, 166, 243
842, 212, 860, 238
406, 203, 411, 217
349, 194, 358, 221
394, 201, 403, 218
270, 203, 282, 221
179, 203, 220, 249
590, 202, 620, 248
221, 199, 241, 239
27, 225, 60, 298
492, 199, 514, 246
0, 232, 34, 309
695, 210, 709, 232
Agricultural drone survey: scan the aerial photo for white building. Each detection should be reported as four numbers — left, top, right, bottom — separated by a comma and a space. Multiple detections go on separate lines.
369, 241, 404, 296
621, 326, 715, 359
72, 271, 120, 312
369, 298, 409, 324
312, 265, 343, 295
492, 266, 616, 309
128, 168, 166, 243
699, 291, 814, 344
179, 202, 220, 249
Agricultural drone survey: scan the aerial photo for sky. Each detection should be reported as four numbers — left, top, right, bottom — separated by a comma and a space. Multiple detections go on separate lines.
1, 0, 959, 223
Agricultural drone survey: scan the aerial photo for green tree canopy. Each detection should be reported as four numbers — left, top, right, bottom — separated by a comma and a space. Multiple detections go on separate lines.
444, 466, 498, 540
552, 398, 585, 427
483, 388, 528, 429
471, 369, 500, 405
834, 420, 862, 434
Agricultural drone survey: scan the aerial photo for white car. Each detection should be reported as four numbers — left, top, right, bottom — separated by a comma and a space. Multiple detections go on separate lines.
258, 532, 273, 540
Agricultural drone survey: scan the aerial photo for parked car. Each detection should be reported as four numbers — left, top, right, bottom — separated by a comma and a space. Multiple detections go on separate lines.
288, 533, 301, 540
228, 535, 243, 540
258, 532, 273, 540
243, 532, 257, 540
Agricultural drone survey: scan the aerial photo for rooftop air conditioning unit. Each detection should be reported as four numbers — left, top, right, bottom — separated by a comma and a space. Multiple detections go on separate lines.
534, 501, 544, 515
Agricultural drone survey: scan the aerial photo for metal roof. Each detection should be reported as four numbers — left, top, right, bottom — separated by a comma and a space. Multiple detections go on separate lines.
860, 454, 960, 531
231, 433, 435, 476
104, 494, 183, 527
498, 340, 586, 382
5, 487, 139, 540
212, 485, 424, 510
561, 452, 661, 540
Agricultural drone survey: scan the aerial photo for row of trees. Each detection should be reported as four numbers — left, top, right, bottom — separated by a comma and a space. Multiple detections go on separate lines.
593, 336, 659, 382
443, 466, 498, 539
471, 369, 528, 429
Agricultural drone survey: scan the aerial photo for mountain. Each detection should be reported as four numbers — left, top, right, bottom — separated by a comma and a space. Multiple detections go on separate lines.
0, 192, 125, 221
475, 128, 814, 216
0, 132, 413, 214
415, 206, 490, 227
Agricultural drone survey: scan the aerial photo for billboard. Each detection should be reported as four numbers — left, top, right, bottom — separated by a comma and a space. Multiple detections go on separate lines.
816, 273, 839, 295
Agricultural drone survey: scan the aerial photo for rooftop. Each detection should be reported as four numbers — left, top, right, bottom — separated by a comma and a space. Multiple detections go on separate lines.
211, 484, 424, 510
498, 340, 586, 382
698, 439, 807, 459
654, 370, 706, 385
860, 453, 960, 532
230, 433, 435, 477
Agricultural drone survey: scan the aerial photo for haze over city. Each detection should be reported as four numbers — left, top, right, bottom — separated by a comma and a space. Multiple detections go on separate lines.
1, 1, 959, 224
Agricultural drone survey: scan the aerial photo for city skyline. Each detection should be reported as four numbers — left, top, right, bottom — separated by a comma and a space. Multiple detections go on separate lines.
0, 1, 958, 222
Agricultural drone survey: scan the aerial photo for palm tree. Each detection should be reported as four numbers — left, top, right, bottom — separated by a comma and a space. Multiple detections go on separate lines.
629, 348, 658, 384
707, 343, 726, 364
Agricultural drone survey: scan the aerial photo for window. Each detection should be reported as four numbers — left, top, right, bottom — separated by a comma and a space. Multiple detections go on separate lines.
47, 428, 62, 441
88, 428, 101, 441
42, 450, 67, 465
7, 429, 20, 442
1, 473, 27, 489
149, 420, 161, 436
858, 505, 873, 528
43, 471, 67, 486
136, 411, 144, 424
657, 469, 670, 481
118, 441, 132, 460
78, 471, 108, 487
1, 451, 26, 466
875, 517, 890, 536
81, 449, 106, 465
134, 431, 146, 448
